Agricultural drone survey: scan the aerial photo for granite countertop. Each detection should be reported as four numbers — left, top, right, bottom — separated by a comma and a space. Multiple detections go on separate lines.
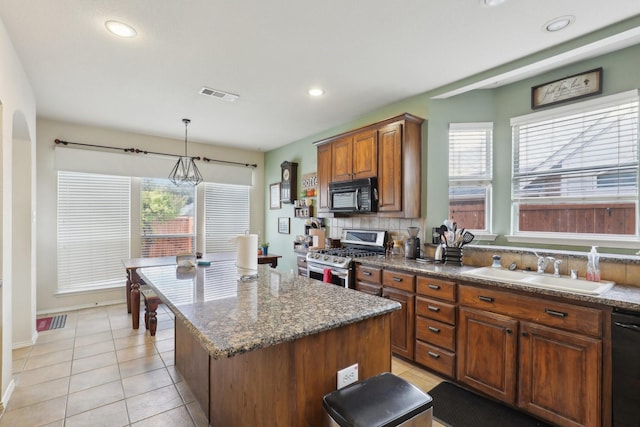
139, 260, 400, 359
357, 255, 640, 311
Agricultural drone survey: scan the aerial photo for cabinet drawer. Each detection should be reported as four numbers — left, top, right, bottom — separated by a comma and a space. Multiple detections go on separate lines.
356, 264, 382, 284
416, 317, 455, 351
415, 341, 455, 378
416, 296, 456, 324
416, 276, 456, 302
459, 284, 602, 337
382, 270, 416, 292
356, 281, 382, 297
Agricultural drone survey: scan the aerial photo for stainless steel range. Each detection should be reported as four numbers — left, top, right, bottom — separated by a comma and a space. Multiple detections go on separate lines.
306, 229, 388, 288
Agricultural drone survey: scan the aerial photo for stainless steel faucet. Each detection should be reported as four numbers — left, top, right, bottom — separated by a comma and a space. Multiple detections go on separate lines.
534, 252, 555, 274
553, 259, 563, 277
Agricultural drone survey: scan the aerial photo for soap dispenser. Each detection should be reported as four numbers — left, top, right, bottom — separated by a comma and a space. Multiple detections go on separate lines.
586, 246, 601, 282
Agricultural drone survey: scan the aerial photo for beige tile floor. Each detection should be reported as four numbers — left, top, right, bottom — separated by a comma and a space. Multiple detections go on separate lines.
2, 303, 446, 426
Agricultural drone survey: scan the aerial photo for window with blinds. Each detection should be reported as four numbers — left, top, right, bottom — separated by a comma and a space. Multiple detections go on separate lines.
511, 90, 639, 237
448, 122, 493, 232
57, 172, 131, 292
205, 183, 250, 253
140, 178, 195, 257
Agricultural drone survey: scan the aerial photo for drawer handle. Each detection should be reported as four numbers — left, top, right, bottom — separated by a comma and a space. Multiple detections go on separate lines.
428, 284, 440, 290
545, 308, 567, 318
427, 305, 440, 312
393, 277, 403, 282
428, 351, 440, 359
428, 326, 440, 333
478, 295, 494, 303
363, 271, 372, 276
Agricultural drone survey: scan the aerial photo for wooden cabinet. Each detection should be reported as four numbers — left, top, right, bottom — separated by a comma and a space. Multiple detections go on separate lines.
382, 270, 416, 359
458, 307, 518, 403
355, 264, 382, 296
314, 113, 424, 218
317, 142, 332, 213
331, 130, 378, 182
457, 283, 603, 427
518, 322, 602, 427
414, 276, 458, 378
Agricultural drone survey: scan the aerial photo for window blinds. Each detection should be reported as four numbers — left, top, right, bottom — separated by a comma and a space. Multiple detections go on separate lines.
511, 90, 639, 202
448, 122, 493, 181
204, 183, 250, 253
57, 172, 131, 291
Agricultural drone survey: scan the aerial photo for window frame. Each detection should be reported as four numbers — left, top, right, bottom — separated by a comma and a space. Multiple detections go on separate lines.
448, 122, 494, 237
508, 89, 640, 249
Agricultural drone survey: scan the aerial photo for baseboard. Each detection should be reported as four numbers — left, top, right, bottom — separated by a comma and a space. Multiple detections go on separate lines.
36, 298, 126, 316
1, 378, 15, 413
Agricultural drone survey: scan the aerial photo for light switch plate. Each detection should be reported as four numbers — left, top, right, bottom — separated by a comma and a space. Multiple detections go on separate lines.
337, 363, 358, 389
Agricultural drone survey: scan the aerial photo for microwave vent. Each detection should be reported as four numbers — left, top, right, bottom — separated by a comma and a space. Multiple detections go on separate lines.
199, 87, 239, 102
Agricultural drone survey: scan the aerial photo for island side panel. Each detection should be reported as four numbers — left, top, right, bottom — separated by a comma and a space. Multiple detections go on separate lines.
175, 319, 210, 419
208, 313, 392, 427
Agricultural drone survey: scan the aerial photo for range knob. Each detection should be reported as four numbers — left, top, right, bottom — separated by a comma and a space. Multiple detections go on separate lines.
323, 255, 330, 261
336, 257, 345, 264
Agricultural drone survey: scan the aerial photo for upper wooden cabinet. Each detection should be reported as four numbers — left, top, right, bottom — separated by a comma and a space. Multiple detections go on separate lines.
331, 130, 378, 182
315, 113, 424, 217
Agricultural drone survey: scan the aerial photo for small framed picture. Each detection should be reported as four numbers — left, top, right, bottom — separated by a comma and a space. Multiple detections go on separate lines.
278, 217, 290, 234
270, 182, 281, 210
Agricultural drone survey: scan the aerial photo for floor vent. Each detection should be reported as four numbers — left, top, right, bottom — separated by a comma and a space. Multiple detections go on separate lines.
199, 87, 239, 102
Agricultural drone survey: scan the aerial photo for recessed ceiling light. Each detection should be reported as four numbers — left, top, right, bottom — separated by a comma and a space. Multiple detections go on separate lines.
105, 20, 137, 38
544, 15, 574, 32
308, 88, 324, 97
481, 0, 507, 7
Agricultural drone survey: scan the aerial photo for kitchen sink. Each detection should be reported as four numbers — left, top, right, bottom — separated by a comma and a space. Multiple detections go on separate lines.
519, 274, 614, 295
461, 266, 532, 282
461, 266, 615, 295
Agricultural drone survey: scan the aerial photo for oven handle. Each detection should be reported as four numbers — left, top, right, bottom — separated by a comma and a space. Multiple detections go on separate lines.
307, 264, 349, 278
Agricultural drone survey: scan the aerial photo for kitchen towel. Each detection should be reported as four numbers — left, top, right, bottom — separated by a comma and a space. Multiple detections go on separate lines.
236, 234, 258, 272
323, 268, 332, 283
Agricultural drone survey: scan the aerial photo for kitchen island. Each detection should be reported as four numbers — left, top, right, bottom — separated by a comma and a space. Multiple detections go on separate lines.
139, 259, 400, 426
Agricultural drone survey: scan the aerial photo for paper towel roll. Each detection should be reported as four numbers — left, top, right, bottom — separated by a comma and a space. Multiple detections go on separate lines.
236, 234, 258, 272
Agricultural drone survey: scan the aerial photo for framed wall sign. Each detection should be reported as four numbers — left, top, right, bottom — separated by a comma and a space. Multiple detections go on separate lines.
278, 217, 290, 234
531, 67, 603, 109
270, 182, 281, 210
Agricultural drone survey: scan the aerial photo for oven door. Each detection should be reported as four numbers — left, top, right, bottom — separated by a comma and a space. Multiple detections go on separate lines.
307, 263, 350, 288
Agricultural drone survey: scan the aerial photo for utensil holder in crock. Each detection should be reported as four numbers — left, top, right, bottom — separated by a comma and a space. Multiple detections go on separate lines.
444, 247, 463, 266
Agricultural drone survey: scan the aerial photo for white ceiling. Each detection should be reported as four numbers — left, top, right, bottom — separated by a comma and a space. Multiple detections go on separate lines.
1, 1, 640, 152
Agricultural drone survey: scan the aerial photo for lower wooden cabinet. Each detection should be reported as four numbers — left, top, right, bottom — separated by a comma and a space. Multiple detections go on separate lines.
518, 321, 602, 427
457, 307, 518, 404
382, 286, 415, 359
457, 284, 603, 427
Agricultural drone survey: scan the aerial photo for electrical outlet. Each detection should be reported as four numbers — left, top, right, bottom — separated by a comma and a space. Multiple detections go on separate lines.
337, 363, 358, 389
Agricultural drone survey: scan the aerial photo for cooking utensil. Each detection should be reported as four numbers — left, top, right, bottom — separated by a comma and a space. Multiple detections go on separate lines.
460, 231, 475, 247
439, 225, 448, 246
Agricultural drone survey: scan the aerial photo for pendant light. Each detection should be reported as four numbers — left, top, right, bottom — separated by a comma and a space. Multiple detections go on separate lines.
169, 118, 203, 186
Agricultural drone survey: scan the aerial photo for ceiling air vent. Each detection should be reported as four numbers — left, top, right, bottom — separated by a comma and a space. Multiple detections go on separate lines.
199, 87, 239, 102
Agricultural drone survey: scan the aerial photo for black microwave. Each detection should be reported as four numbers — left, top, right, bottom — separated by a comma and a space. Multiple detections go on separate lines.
329, 177, 378, 213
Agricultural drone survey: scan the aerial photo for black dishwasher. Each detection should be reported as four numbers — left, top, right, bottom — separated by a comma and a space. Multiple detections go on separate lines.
612, 308, 640, 427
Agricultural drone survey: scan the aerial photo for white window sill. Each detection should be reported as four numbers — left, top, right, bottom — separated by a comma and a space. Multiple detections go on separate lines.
506, 234, 640, 250
471, 233, 498, 242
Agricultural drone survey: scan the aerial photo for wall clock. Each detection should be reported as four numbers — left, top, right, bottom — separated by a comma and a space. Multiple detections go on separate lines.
280, 161, 298, 204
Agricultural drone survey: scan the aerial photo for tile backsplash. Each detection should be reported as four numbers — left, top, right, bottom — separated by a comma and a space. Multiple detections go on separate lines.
324, 216, 425, 242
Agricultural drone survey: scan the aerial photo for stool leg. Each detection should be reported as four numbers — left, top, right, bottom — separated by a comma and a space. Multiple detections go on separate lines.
126, 270, 132, 313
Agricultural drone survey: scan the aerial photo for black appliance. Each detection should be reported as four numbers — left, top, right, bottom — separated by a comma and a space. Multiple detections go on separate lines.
329, 177, 378, 213
612, 308, 640, 426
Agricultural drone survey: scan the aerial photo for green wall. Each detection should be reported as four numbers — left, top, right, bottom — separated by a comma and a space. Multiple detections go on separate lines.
266, 17, 640, 271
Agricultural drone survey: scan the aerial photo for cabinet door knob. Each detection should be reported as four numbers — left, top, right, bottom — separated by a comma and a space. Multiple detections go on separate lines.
522, 332, 529, 337
506, 329, 513, 335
